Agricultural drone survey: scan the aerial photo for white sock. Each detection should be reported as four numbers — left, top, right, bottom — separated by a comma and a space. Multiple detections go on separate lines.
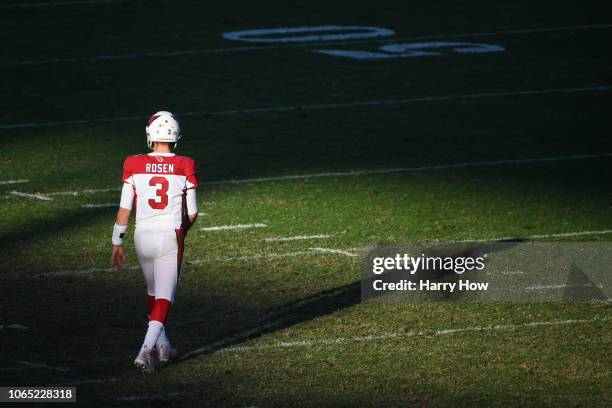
142, 320, 163, 351
156, 326, 170, 348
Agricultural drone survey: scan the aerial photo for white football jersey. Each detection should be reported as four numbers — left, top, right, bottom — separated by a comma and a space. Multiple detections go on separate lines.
121, 152, 198, 229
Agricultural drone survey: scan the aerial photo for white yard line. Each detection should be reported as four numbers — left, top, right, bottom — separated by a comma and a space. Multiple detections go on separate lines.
3, 86, 612, 130
0, 323, 29, 330
458, 229, 612, 242
81, 203, 117, 208
186, 152, 612, 184
265, 234, 332, 242
47, 187, 121, 196
485, 270, 525, 276
202, 86, 612, 118
0, 0, 130, 8
200, 223, 267, 232
36, 248, 356, 277
9, 153, 612, 200
42, 265, 140, 277
7, 324, 28, 330
507, 230, 612, 240
14, 249, 343, 277
9, 191, 52, 201
44, 267, 116, 277
189, 250, 320, 263
309, 247, 358, 257
525, 283, 604, 290
114, 392, 183, 402
16, 361, 69, 372
217, 251, 312, 261
220, 247, 358, 261
0, 361, 68, 372
4, 23, 612, 66
0, 179, 28, 185
215, 317, 610, 354
51, 378, 118, 386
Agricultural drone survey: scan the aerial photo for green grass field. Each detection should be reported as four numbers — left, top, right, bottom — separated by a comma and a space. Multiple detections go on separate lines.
1, 0, 611, 406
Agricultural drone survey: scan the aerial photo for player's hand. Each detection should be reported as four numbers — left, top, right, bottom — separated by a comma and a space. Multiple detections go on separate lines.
111, 245, 127, 269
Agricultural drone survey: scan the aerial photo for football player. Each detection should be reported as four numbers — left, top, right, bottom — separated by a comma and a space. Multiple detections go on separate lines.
110, 111, 198, 372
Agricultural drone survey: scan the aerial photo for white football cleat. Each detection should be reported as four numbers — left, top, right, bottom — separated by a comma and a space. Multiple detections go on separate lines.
134, 346, 157, 373
156, 344, 178, 363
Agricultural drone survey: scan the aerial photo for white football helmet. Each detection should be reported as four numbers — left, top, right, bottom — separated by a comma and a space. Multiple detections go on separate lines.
145, 111, 181, 149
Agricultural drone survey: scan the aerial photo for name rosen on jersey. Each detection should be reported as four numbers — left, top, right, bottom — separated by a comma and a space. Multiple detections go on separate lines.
145, 163, 175, 173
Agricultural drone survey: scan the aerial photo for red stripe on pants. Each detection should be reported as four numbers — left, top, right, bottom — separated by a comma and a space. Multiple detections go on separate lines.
148, 229, 185, 324
175, 228, 185, 280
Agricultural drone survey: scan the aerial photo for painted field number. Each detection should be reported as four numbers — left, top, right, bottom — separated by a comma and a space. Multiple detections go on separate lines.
223, 25, 395, 43
316, 41, 505, 60
222, 25, 505, 61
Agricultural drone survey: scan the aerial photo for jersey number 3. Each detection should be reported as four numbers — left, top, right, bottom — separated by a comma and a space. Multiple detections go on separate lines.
148, 176, 169, 209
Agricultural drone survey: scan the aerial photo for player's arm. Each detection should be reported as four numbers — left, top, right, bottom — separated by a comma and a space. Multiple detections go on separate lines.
186, 188, 198, 227
183, 157, 199, 230
111, 182, 135, 269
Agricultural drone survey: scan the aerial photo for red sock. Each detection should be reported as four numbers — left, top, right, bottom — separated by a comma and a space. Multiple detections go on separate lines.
149, 298, 171, 324
147, 295, 155, 319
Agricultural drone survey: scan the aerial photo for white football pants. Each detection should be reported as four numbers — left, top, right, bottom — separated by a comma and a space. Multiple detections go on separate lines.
134, 228, 184, 303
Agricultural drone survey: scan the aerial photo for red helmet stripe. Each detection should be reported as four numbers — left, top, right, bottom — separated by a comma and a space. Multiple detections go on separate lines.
147, 115, 160, 127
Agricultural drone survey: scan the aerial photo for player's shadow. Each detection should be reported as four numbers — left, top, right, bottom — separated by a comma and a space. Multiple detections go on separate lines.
172, 279, 362, 363
175, 240, 520, 363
